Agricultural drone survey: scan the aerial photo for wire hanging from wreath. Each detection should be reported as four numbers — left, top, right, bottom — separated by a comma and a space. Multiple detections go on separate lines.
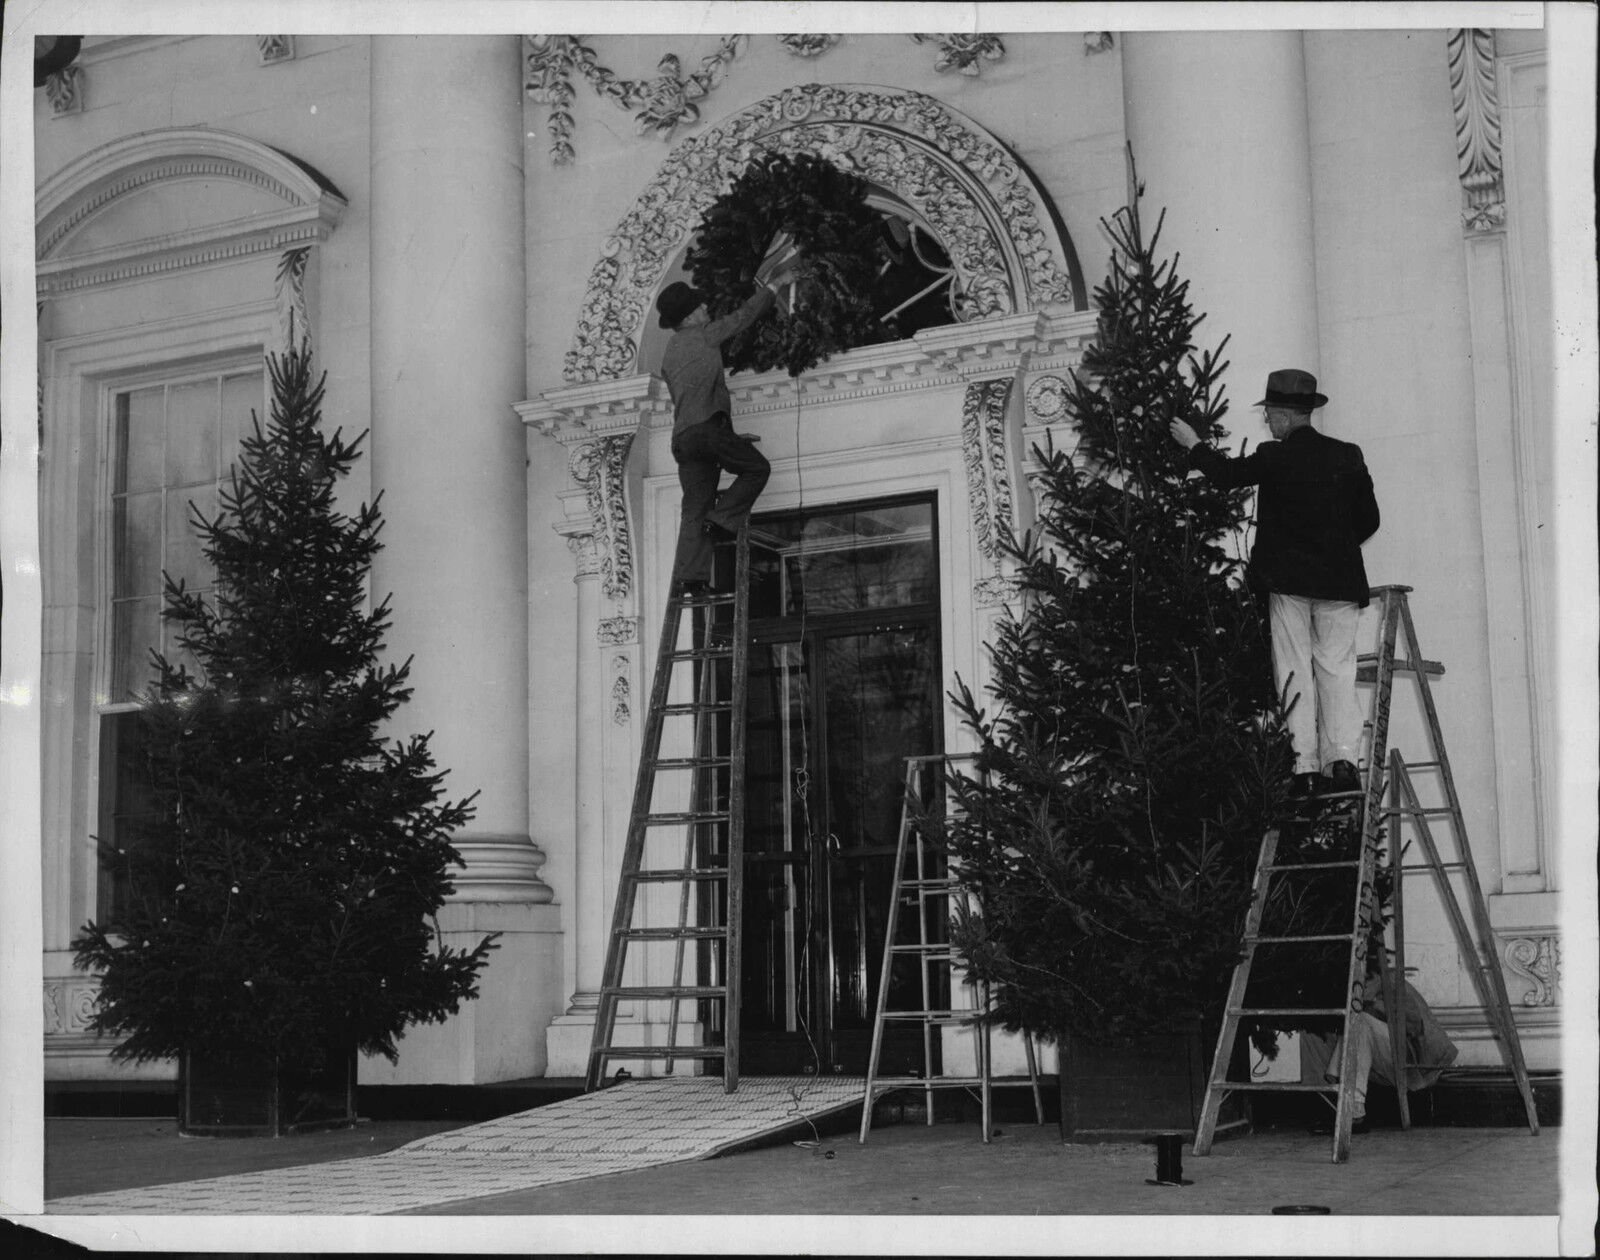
684, 151, 889, 378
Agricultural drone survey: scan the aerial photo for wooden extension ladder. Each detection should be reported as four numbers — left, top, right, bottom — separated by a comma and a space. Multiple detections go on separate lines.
859, 754, 1045, 1145
585, 528, 751, 1093
1194, 584, 1539, 1162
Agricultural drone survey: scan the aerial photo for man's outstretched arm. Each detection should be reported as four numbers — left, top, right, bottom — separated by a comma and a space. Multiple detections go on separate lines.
1169, 418, 1272, 488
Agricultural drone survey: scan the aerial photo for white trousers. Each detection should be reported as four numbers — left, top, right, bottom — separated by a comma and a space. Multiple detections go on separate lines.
1269, 593, 1363, 775
1308, 1012, 1394, 1122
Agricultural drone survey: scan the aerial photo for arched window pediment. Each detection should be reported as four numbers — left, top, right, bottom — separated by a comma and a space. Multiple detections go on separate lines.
36, 128, 346, 295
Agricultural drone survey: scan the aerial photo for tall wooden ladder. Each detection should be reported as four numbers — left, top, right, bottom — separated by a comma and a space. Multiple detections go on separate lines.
1194, 584, 1539, 1162
585, 528, 751, 1093
859, 754, 1045, 1145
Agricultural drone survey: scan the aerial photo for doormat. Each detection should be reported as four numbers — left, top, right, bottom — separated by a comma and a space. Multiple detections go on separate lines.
47, 1076, 866, 1216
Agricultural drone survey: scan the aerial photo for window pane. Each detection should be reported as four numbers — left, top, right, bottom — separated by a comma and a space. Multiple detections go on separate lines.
164, 486, 215, 594
112, 596, 160, 698
166, 379, 219, 486
122, 387, 165, 494
98, 712, 159, 923
749, 501, 936, 618
223, 370, 264, 464
117, 491, 163, 599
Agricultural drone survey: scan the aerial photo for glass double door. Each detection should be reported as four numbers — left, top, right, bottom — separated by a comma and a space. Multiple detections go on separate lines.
734, 498, 945, 1076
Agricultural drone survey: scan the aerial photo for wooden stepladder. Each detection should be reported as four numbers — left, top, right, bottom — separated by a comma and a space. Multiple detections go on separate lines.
586, 529, 752, 1092
1194, 585, 1539, 1162
859, 754, 1045, 1145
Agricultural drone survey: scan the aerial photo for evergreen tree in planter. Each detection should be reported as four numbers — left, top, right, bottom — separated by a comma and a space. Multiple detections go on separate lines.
941, 188, 1331, 1138
74, 343, 497, 1135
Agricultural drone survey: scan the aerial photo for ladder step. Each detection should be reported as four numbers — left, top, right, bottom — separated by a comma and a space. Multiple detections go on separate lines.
1206, 1081, 1341, 1094
1357, 656, 1445, 678
618, 926, 728, 941
652, 756, 732, 771
1400, 861, 1468, 872
1402, 760, 1444, 770
1245, 932, 1355, 944
660, 702, 733, 716
643, 811, 730, 826
591, 1045, 726, 1059
668, 646, 732, 662
898, 879, 960, 891
880, 1009, 980, 1022
1261, 859, 1362, 872
1232, 1007, 1347, 1017
1385, 806, 1457, 817
604, 985, 726, 1000
890, 943, 959, 956
630, 867, 729, 883
676, 591, 736, 607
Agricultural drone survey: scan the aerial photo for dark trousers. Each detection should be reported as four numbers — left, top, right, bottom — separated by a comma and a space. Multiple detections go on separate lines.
670, 412, 770, 584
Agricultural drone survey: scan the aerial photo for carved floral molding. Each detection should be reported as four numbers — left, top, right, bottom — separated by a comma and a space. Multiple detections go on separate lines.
526, 34, 746, 163
962, 378, 1016, 562
46, 64, 84, 116
568, 436, 636, 601
779, 34, 841, 58
909, 34, 1007, 76
257, 35, 295, 64
563, 83, 1082, 385
43, 980, 100, 1036
1448, 28, 1504, 232
275, 245, 311, 352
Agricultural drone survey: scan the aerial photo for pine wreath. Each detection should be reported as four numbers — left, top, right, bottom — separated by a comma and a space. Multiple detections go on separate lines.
685, 151, 887, 378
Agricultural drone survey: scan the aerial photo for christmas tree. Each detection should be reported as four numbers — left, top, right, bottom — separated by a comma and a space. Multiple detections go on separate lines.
74, 342, 497, 1073
941, 188, 1300, 1045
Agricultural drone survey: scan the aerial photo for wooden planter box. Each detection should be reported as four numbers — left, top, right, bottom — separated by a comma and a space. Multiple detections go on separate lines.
179, 1044, 357, 1137
1058, 1023, 1249, 1144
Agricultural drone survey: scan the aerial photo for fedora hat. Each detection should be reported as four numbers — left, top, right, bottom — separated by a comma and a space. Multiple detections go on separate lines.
655, 282, 705, 330
1255, 368, 1328, 411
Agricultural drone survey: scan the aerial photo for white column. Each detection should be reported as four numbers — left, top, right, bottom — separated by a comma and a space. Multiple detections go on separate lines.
1122, 31, 1322, 423
369, 35, 543, 899
364, 35, 560, 1084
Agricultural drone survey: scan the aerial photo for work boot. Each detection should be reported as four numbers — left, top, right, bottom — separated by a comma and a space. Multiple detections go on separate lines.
1325, 760, 1361, 794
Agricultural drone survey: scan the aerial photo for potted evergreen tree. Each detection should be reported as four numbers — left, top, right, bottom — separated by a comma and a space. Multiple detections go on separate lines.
74, 342, 498, 1136
941, 186, 1310, 1141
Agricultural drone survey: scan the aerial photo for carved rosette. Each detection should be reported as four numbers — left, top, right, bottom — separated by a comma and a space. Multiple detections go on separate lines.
962, 378, 1015, 563
1448, 28, 1504, 232
1503, 934, 1560, 1007
563, 84, 1080, 384
1084, 33, 1115, 55
610, 656, 632, 725
46, 64, 84, 116
569, 434, 636, 600
973, 573, 1019, 608
597, 616, 638, 646
1024, 373, 1070, 422
43, 980, 100, 1035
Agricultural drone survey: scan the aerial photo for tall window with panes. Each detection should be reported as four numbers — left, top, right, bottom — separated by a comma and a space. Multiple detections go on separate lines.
97, 364, 264, 919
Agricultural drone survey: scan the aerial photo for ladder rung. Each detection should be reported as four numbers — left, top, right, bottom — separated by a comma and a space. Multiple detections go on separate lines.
675, 591, 736, 607
1232, 1007, 1347, 1017
890, 943, 959, 956
898, 879, 961, 891
605, 985, 726, 1000
880, 1009, 980, 1022
591, 1045, 726, 1059
1261, 859, 1362, 872
630, 867, 728, 883
1402, 760, 1444, 769
1400, 861, 1467, 872
1245, 932, 1355, 944
618, 926, 728, 941
1207, 1081, 1340, 1093
652, 756, 732, 771
660, 702, 733, 716
870, 1076, 1037, 1089
668, 647, 732, 662
1385, 806, 1456, 817
1356, 655, 1445, 677
643, 811, 729, 826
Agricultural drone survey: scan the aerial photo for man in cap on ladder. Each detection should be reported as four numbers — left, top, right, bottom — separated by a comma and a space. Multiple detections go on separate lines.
655, 244, 790, 594
1169, 369, 1381, 797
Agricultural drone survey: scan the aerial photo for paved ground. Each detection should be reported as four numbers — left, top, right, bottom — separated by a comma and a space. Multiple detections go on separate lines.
42, 1113, 1559, 1216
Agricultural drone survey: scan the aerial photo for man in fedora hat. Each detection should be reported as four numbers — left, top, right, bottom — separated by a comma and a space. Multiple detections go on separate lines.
1169, 369, 1380, 797
656, 269, 782, 591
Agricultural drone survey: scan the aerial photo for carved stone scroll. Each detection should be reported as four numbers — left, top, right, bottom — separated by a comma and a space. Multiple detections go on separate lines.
1448, 29, 1504, 232
46, 64, 84, 116
569, 434, 636, 600
258, 36, 296, 64
1503, 934, 1559, 1007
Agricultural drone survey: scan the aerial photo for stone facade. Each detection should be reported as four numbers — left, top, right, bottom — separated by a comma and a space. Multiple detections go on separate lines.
20, 27, 1571, 1087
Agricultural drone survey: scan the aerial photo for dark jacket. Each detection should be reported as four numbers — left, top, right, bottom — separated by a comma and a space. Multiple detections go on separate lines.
1188, 425, 1380, 606
660, 288, 776, 439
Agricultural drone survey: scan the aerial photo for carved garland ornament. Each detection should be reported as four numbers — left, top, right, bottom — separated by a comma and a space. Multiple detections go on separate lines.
274, 246, 311, 354
962, 378, 1015, 562
779, 34, 842, 58
564, 84, 1077, 385
569, 435, 635, 600
257, 36, 295, 64
1447, 28, 1504, 232
46, 64, 84, 116
909, 34, 1007, 76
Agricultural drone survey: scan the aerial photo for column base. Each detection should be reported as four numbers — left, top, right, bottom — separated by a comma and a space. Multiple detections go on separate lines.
360, 901, 563, 1085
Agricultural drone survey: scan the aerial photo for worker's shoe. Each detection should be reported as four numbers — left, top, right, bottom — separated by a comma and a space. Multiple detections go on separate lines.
1325, 760, 1361, 793
1290, 772, 1324, 799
